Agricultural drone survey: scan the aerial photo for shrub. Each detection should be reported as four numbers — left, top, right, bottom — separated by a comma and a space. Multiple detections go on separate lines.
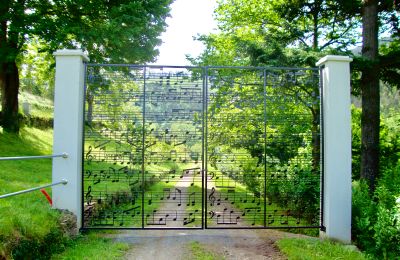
352, 166, 400, 258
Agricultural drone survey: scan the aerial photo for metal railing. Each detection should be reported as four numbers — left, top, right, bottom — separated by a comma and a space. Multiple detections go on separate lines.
0, 153, 68, 199
0, 153, 68, 161
0, 179, 68, 199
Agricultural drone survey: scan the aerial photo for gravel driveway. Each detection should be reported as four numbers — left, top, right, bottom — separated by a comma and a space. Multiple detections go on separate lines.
113, 228, 307, 259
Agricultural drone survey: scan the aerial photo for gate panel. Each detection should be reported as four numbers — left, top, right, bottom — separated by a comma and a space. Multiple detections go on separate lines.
263, 69, 321, 227
206, 68, 266, 227
82, 64, 321, 230
83, 66, 145, 228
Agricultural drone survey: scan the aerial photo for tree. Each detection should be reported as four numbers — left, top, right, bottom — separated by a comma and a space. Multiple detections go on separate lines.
190, 0, 361, 176
360, 0, 380, 193
342, 0, 400, 192
0, 0, 173, 133
195, 0, 400, 193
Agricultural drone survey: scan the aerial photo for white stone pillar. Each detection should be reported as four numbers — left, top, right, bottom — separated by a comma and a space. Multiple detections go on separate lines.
316, 55, 352, 243
52, 49, 89, 230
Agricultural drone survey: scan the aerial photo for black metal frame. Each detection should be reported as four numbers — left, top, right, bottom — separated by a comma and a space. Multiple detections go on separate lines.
81, 64, 323, 230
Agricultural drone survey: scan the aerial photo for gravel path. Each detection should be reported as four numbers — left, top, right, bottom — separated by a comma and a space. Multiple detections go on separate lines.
113, 228, 307, 260
111, 169, 308, 259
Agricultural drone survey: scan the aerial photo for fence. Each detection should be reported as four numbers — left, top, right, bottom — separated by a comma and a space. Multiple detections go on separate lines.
0, 154, 68, 199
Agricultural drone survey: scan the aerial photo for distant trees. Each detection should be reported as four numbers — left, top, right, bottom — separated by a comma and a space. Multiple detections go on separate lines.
0, 0, 173, 133
191, 0, 400, 193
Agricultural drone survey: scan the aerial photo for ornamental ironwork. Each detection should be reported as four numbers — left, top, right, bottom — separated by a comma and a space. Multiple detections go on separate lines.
82, 65, 322, 229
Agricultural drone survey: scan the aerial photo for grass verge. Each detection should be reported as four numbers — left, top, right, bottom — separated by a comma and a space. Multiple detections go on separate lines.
276, 238, 366, 260
0, 127, 130, 259
52, 231, 130, 259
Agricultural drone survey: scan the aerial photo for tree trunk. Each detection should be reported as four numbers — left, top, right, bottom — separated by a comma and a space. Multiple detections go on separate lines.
360, 0, 380, 193
0, 60, 20, 133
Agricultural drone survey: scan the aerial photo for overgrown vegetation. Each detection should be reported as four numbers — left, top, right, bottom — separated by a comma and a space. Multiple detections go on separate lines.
351, 105, 400, 258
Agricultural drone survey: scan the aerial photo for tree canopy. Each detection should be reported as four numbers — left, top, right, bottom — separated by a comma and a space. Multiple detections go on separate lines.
191, 0, 400, 195
0, 0, 173, 132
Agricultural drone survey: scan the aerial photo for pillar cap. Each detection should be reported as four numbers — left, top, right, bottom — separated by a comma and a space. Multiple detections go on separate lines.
316, 55, 353, 67
53, 49, 89, 62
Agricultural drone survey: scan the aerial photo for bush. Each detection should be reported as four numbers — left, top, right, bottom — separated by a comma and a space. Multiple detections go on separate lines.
352, 166, 400, 258
351, 107, 400, 258
12, 227, 69, 260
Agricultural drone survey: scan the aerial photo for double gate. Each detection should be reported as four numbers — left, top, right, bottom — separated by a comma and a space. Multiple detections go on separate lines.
82, 65, 322, 229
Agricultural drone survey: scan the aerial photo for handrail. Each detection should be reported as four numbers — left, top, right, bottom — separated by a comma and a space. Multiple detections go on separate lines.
0, 179, 68, 199
0, 153, 68, 161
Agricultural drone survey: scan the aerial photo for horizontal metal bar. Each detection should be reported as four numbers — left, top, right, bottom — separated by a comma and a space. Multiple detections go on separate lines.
205, 226, 323, 229
0, 153, 68, 161
81, 226, 322, 230
86, 63, 319, 71
81, 227, 204, 231
86, 63, 203, 69
0, 179, 68, 199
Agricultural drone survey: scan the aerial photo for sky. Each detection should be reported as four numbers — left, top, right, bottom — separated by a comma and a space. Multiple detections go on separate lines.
151, 0, 218, 66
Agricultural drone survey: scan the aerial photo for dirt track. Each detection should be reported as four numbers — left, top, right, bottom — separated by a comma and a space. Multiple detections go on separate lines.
113, 228, 308, 260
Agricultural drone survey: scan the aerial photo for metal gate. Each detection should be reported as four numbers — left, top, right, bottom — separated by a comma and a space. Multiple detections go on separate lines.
82, 65, 322, 229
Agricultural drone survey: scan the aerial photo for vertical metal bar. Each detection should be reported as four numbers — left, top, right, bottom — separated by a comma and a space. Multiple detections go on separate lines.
319, 66, 325, 230
204, 67, 209, 229
201, 67, 206, 229
142, 66, 147, 229
81, 62, 88, 228
263, 69, 267, 227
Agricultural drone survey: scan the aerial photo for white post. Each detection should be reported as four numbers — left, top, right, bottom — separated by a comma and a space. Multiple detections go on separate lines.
52, 49, 89, 230
316, 55, 352, 243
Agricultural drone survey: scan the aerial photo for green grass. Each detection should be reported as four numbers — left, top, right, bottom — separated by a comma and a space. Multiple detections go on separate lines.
188, 241, 223, 260
19, 91, 54, 119
0, 127, 62, 258
276, 238, 367, 260
52, 231, 130, 260
0, 127, 131, 259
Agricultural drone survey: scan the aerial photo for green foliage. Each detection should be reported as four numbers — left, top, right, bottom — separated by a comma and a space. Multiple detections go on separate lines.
266, 136, 320, 224
352, 176, 400, 259
2, 0, 173, 64
351, 106, 362, 180
11, 226, 69, 260
18, 38, 56, 100
379, 38, 400, 90
351, 102, 400, 258
191, 0, 360, 69
277, 238, 366, 260
351, 105, 400, 180
1, 0, 173, 133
